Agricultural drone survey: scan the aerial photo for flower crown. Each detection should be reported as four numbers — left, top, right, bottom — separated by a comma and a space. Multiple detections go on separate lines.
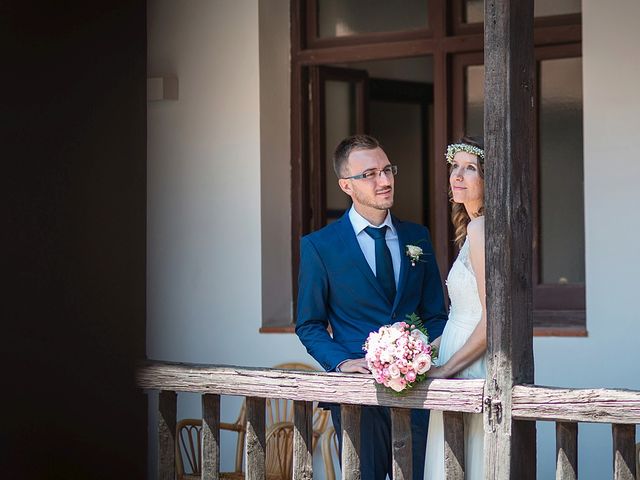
445, 143, 485, 164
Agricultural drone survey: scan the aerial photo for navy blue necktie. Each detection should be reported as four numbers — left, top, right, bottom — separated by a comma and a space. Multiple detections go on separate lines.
364, 226, 396, 304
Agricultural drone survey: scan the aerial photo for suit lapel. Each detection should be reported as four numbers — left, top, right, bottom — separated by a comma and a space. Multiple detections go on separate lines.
335, 211, 390, 304
392, 216, 410, 312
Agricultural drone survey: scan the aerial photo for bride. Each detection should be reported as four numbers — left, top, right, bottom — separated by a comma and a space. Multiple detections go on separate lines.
424, 136, 487, 479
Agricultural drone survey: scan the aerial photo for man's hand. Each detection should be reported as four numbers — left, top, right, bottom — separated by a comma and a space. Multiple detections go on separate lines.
338, 358, 370, 374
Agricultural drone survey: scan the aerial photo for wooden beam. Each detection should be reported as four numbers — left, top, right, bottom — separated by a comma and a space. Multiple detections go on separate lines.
137, 362, 484, 413
341, 404, 361, 480
483, 0, 536, 479
202, 394, 220, 480
391, 408, 412, 480
612, 424, 636, 480
513, 385, 640, 424
293, 400, 313, 480
555, 422, 577, 480
246, 397, 266, 480
443, 411, 465, 480
158, 390, 177, 480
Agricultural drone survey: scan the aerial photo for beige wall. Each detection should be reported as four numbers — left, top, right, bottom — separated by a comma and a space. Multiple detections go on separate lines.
533, 0, 640, 478
147, 1, 313, 477
147, 1, 640, 478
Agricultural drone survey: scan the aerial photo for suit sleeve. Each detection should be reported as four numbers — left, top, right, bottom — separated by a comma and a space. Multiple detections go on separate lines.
295, 236, 352, 372
418, 229, 448, 340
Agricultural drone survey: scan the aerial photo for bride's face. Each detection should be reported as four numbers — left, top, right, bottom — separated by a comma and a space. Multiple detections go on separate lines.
449, 151, 484, 212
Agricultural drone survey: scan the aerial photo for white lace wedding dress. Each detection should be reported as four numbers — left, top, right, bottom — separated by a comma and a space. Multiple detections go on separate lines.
424, 237, 486, 479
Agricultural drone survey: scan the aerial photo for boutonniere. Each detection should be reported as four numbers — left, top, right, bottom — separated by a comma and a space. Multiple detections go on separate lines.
406, 244, 425, 266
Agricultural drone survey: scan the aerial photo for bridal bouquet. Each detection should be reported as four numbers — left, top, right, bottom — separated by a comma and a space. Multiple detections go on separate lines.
363, 313, 436, 393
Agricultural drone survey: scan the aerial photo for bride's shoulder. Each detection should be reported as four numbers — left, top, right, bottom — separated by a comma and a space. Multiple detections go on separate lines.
467, 216, 485, 238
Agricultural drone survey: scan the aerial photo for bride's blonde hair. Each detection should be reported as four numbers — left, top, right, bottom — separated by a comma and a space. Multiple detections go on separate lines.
449, 135, 485, 249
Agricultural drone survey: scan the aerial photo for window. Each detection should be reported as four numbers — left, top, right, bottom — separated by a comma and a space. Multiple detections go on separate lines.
282, 0, 584, 335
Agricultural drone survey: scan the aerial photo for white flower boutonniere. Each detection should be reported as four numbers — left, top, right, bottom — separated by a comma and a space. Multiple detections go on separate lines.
406, 245, 424, 266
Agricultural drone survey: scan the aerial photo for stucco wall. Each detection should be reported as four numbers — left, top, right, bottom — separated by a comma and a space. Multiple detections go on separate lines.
147, 1, 640, 478
146, 0, 313, 476
533, 0, 640, 477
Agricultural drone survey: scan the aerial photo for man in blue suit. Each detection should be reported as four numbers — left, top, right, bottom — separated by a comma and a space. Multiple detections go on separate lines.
296, 134, 448, 480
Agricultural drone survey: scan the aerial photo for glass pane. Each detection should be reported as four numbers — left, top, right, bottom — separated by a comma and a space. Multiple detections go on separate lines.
318, 0, 429, 38
464, 0, 581, 23
539, 57, 584, 284
465, 64, 485, 136
325, 80, 356, 220
535, 0, 581, 17
322, 57, 433, 227
464, 0, 484, 23
370, 101, 424, 225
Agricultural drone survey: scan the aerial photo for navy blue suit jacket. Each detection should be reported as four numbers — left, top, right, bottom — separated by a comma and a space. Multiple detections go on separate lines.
296, 210, 447, 372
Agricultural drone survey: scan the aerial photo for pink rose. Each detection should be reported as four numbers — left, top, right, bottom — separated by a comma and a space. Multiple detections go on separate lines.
388, 363, 401, 378
387, 376, 407, 392
405, 369, 417, 382
414, 353, 432, 374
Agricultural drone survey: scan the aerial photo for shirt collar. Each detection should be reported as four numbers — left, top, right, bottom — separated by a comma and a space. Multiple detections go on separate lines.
348, 205, 396, 236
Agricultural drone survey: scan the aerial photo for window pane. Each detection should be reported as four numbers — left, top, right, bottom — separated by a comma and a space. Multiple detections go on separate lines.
464, 0, 581, 23
461, 57, 585, 285
465, 64, 484, 136
325, 80, 356, 219
370, 101, 424, 225
318, 0, 429, 38
539, 57, 584, 284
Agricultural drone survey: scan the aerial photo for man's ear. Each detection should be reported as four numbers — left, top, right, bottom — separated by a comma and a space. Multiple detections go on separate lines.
338, 178, 352, 196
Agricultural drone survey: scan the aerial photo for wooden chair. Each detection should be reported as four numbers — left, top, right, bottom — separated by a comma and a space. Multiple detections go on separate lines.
176, 419, 294, 480
269, 362, 331, 449
321, 425, 339, 480
265, 421, 295, 480
176, 404, 245, 480
176, 362, 329, 479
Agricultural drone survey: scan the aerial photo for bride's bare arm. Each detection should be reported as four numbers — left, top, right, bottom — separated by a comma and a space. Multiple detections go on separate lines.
429, 217, 486, 378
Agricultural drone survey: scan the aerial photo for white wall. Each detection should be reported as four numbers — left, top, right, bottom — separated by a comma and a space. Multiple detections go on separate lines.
533, 0, 640, 477
147, 1, 640, 479
146, 1, 314, 477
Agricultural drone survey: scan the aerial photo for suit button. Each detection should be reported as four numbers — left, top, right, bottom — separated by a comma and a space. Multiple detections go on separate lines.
391, 313, 397, 319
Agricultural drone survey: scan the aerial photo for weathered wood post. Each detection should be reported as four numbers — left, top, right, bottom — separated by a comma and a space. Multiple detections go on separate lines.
483, 0, 537, 479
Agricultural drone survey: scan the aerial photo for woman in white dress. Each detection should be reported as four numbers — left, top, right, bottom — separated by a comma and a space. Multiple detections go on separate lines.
424, 136, 487, 480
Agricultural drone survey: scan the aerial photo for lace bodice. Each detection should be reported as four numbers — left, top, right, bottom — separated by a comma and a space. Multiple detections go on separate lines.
445, 237, 482, 330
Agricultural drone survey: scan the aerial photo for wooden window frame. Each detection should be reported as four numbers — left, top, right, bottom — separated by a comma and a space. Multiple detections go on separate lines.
450, 42, 585, 336
267, 0, 585, 335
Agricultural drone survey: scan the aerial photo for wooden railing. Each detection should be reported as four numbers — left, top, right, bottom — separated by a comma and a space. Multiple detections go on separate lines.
138, 361, 640, 480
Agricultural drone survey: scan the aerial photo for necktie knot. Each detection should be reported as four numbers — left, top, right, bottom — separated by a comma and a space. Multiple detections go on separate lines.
364, 225, 387, 240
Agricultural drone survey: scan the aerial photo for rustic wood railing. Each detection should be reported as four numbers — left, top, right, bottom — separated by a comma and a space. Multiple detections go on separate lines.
138, 361, 640, 480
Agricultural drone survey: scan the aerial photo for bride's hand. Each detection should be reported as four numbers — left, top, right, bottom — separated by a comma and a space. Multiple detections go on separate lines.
427, 365, 450, 379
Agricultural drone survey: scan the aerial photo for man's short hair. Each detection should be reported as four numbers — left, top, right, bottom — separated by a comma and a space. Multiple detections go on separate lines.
333, 134, 381, 178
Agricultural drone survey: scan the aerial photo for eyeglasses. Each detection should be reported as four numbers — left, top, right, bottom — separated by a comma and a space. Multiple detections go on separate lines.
342, 165, 398, 181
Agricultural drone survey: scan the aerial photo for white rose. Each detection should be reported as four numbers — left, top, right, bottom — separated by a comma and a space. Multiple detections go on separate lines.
387, 363, 401, 379
410, 329, 428, 344
406, 245, 423, 257
380, 350, 394, 364
387, 326, 403, 340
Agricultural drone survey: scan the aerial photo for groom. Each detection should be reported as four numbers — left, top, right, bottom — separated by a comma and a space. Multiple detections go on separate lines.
296, 134, 447, 480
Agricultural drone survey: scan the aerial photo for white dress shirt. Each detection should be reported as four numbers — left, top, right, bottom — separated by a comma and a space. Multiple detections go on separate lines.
348, 205, 401, 287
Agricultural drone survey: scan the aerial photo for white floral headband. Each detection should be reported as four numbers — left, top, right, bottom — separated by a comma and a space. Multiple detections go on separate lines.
445, 143, 485, 164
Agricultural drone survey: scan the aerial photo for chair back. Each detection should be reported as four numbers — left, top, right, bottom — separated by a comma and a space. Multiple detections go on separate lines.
321, 425, 339, 480
265, 422, 295, 480
270, 362, 330, 447
176, 419, 202, 479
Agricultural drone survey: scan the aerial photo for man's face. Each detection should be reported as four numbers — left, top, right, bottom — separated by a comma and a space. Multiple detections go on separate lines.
338, 147, 395, 213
